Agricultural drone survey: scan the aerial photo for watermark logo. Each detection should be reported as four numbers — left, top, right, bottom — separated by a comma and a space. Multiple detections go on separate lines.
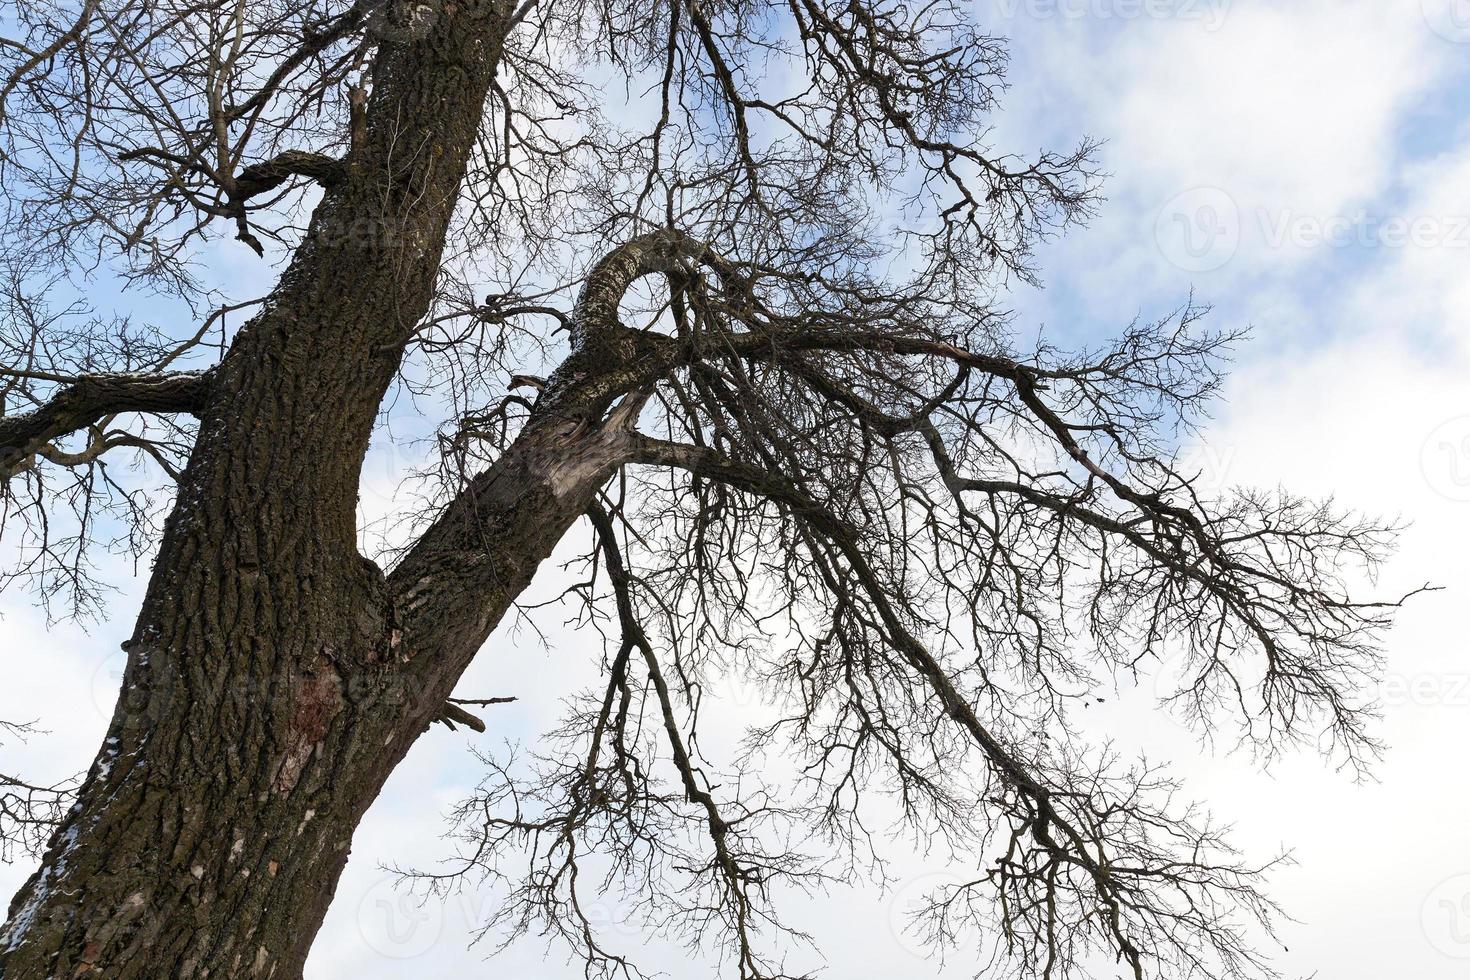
1259, 211, 1470, 251
1148, 649, 1210, 734
1155, 193, 1470, 272
1422, 0, 1470, 43
366, 0, 443, 42
1421, 416, 1470, 502
350, 877, 642, 958
90, 653, 128, 720
1173, 443, 1239, 500
359, 433, 428, 512
1424, 874, 1470, 958
1380, 672, 1470, 709
356, 877, 445, 959
1155, 187, 1241, 273
886, 870, 980, 958
993, 0, 1230, 30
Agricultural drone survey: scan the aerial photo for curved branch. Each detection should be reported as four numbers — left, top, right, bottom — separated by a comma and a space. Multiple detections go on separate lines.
234, 151, 346, 200
569, 228, 729, 347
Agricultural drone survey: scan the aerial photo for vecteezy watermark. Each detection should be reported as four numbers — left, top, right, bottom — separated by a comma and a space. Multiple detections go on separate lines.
1421, 416, 1470, 502
359, 431, 429, 512
357, 877, 446, 959
1148, 650, 1207, 732
886, 870, 980, 958
1173, 443, 1239, 500
1156, 190, 1470, 272
365, 0, 443, 42
354, 876, 644, 959
1258, 210, 1470, 251
1379, 672, 1470, 709
1422, 0, 1470, 43
90, 652, 128, 720
992, 0, 1230, 30
1155, 187, 1241, 273
1423, 874, 1470, 959
85, 656, 509, 726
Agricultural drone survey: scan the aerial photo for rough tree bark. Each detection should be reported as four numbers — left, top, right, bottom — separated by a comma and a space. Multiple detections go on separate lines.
0, 3, 633, 975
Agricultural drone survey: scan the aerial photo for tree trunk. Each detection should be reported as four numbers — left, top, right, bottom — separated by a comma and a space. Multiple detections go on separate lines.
0, 4, 626, 976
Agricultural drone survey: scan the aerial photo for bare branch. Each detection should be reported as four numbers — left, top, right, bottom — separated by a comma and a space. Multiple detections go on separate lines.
0, 370, 212, 481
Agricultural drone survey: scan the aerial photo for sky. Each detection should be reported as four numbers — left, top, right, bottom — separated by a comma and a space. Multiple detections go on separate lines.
5, 0, 1470, 977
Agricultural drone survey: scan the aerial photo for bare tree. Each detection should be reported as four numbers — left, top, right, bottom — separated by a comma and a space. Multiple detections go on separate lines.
0, 0, 1412, 977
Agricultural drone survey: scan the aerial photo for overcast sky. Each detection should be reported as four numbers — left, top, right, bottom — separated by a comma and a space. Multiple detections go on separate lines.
5, 1, 1470, 977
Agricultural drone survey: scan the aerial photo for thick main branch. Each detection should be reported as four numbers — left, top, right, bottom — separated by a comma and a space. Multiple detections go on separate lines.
0, 370, 211, 479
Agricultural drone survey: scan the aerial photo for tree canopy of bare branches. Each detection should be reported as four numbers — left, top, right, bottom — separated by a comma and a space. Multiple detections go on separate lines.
0, 1, 1411, 978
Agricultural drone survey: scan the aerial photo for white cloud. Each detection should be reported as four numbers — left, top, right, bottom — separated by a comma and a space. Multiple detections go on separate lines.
1105, 1, 1441, 206
988, 0, 1456, 322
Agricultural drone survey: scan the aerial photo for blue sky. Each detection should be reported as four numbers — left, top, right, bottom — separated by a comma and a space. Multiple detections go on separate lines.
5, 1, 1470, 977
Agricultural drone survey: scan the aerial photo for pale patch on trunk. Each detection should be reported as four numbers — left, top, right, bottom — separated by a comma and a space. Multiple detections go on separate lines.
272, 668, 344, 794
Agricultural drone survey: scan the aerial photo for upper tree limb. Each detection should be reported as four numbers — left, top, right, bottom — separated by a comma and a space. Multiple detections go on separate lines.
0, 369, 213, 481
